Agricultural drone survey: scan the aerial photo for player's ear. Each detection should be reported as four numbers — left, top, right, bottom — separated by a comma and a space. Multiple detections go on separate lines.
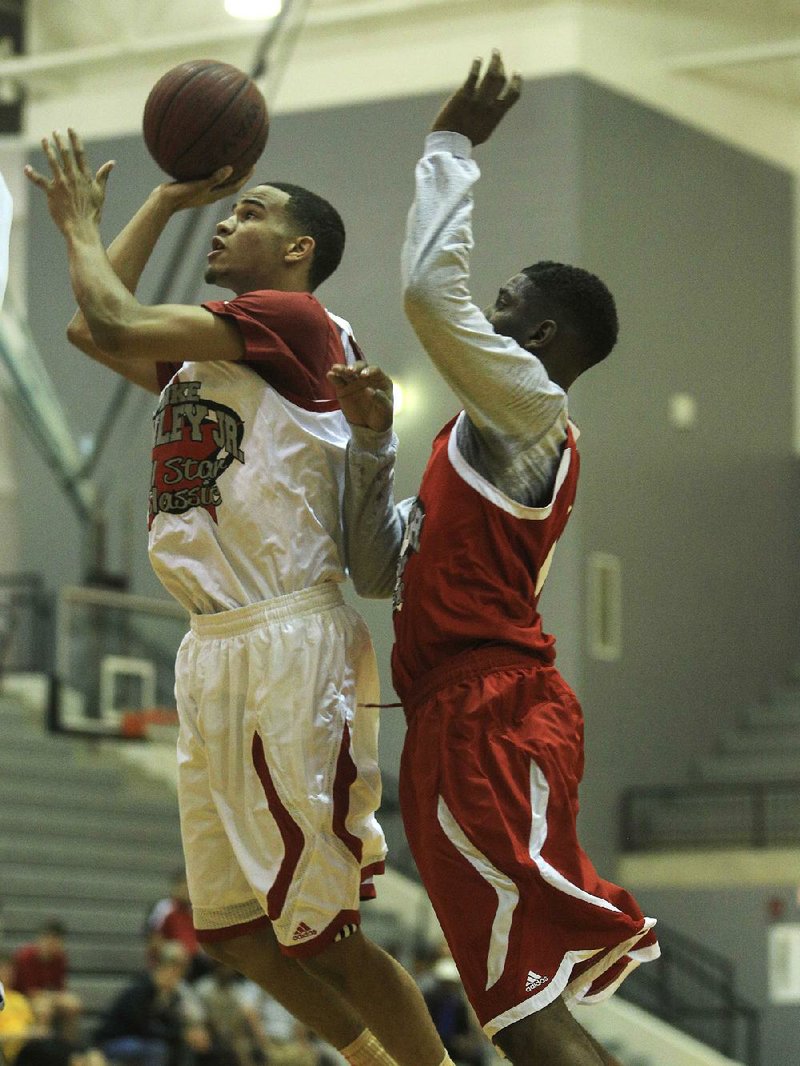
525, 318, 557, 351
285, 235, 315, 264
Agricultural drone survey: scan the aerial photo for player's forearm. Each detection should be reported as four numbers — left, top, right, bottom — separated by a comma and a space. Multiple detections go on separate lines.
343, 427, 405, 599
64, 221, 149, 353
67, 188, 174, 343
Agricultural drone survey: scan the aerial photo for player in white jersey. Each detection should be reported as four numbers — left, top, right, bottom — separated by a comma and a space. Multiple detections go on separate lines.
26, 133, 453, 1066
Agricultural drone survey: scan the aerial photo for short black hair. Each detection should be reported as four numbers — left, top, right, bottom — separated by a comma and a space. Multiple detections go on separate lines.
266, 182, 345, 291
522, 261, 618, 367
40, 919, 66, 937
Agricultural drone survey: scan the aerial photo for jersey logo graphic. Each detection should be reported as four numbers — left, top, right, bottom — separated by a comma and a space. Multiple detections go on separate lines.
292, 922, 318, 942
149, 380, 245, 527
392, 497, 425, 612
525, 971, 548, 993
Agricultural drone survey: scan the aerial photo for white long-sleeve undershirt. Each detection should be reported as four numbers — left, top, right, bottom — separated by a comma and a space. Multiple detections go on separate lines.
344, 132, 570, 597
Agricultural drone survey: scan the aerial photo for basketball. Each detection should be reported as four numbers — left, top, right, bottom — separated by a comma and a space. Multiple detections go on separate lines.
143, 59, 269, 183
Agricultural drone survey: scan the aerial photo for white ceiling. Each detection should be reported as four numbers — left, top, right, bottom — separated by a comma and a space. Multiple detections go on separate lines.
5, 0, 800, 168
24, 0, 800, 93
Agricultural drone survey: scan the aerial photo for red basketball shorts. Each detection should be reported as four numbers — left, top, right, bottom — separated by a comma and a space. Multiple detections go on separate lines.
399, 646, 660, 1039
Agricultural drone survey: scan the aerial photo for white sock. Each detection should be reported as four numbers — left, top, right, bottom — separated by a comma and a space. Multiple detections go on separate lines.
339, 1029, 398, 1066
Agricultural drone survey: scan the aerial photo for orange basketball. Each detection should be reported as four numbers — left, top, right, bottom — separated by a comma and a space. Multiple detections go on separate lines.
143, 59, 269, 182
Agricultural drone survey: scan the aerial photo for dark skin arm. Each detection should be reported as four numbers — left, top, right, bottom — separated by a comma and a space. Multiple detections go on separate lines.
432, 50, 521, 145
328, 362, 394, 431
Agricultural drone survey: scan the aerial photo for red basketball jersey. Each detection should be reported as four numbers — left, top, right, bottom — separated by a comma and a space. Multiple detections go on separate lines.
391, 414, 579, 700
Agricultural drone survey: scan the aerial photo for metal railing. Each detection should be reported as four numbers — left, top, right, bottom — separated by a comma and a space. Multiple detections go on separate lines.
620, 922, 760, 1065
620, 781, 800, 852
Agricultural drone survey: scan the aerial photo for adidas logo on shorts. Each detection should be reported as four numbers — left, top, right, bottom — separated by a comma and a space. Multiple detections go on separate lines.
525, 971, 548, 993
292, 922, 319, 942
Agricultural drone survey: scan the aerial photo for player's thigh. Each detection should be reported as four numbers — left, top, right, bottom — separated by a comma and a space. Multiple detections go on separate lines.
494, 996, 599, 1064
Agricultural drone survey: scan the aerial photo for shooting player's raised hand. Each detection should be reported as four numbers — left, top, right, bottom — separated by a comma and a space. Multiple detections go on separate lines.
25, 128, 114, 234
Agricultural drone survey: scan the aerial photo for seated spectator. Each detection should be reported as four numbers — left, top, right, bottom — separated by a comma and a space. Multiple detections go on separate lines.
0, 951, 39, 1064
12, 922, 68, 999
11, 922, 82, 1045
422, 956, 487, 1066
194, 961, 321, 1066
93, 942, 213, 1066
192, 963, 260, 1066
145, 871, 210, 982
14, 1039, 107, 1066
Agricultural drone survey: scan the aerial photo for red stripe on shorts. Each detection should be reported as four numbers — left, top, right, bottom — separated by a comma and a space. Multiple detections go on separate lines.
331, 722, 363, 863
195, 914, 270, 944
251, 730, 305, 920
359, 860, 386, 900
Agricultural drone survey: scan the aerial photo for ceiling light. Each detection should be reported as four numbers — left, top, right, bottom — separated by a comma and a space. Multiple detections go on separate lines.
224, 0, 282, 21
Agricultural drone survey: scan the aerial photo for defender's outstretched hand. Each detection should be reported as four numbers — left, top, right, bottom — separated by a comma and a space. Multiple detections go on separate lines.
328, 362, 394, 432
432, 50, 521, 146
25, 128, 114, 234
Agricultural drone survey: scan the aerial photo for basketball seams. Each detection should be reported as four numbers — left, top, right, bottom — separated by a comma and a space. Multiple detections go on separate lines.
171, 72, 249, 177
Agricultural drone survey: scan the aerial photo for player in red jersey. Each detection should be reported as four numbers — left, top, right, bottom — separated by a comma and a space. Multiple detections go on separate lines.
331, 53, 660, 1065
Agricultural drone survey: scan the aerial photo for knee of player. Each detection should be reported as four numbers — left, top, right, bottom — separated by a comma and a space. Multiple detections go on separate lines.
300, 929, 367, 988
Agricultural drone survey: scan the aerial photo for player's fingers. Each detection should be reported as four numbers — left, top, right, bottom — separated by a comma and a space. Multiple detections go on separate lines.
208, 165, 234, 187
40, 136, 64, 180
232, 166, 254, 189
52, 130, 75, 176
462, 57, 481, 97
499, 72, 522, 109
327, 365, 362, 386
95, 160, 115, 190
361, 366, 394, 391
23, 163, 50, 190
68, 128, 90, 178
476, 50, 507, 101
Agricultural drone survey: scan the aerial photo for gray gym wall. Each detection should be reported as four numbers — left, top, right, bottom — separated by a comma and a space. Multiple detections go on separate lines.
21, 78, 798, 1042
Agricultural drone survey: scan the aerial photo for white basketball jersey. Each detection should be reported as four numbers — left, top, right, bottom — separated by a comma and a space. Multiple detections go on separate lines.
148, 356, 352, 615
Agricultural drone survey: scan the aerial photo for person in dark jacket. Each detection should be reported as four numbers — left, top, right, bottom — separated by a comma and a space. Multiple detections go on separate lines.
93, 943, 202, 1066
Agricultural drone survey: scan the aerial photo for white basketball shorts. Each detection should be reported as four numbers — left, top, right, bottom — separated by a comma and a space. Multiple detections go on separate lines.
174, 582, 387, 957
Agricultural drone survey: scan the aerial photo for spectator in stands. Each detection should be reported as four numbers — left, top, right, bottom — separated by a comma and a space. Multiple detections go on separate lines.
145, 871, 210, 982
422, 958, 486, 1066
11, 922, 82, 1046
12, 922, 68, 999
0, 951, 39, 1064
93, 942, 213, 1066
194, 960, 321, 1066
14, 1039, 107, 1066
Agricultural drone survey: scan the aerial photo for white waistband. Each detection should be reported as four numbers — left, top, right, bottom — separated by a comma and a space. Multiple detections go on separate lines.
190, 582, 344, 638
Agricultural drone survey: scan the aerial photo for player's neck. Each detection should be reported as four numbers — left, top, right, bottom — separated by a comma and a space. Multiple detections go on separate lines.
231, 273, 312, 297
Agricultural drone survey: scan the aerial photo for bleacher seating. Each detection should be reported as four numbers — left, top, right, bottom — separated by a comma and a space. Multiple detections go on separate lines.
0, 692, 184, 1024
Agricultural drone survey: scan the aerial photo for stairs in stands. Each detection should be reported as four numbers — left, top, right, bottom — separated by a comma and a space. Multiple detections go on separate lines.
0, 693, 184, 1023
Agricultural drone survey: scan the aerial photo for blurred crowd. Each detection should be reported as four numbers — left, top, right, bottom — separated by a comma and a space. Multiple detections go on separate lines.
0, 872, 491, 1066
